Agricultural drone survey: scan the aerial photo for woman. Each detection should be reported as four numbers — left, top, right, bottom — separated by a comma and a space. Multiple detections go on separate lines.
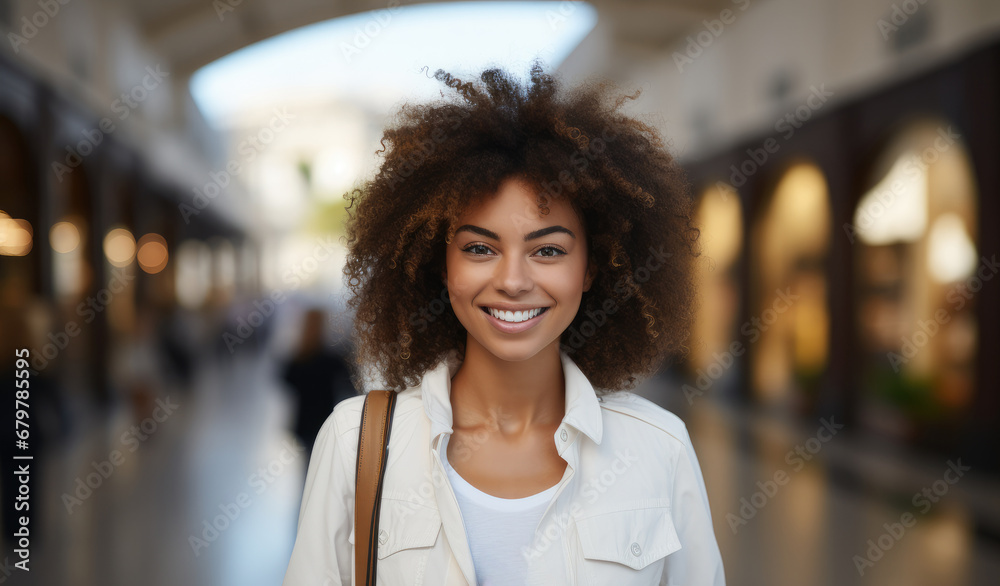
280, 307, 357, 456
283, 60, 726, 585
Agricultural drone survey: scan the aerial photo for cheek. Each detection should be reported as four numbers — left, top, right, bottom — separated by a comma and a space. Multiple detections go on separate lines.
543, 266, 588, 304
444, 254, 478, 302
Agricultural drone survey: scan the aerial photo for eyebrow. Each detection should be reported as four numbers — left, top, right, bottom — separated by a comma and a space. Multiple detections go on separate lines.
454, 224, 576, 242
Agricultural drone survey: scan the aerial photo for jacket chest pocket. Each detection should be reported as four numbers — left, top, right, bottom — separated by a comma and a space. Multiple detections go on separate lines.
349, 498, 443, 586
572, 500, 681, 586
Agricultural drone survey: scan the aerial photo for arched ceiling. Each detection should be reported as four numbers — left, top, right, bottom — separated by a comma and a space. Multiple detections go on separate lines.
131, 0, 740, 77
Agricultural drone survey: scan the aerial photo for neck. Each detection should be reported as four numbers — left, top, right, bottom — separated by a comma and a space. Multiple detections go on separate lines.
449, 337, 566, 439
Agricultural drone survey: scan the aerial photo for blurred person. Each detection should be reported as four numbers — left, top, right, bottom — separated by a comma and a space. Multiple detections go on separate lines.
215, 291, 279, 363
280, 307, 357, 456
155, 303, 197, 391
115, 306, 169, 425
211, 287, 242, 363
282, 60, 725, 586
154, 300, 212, 389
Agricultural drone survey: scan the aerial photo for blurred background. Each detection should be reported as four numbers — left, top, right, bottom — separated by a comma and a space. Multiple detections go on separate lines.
1, 0, 998, 585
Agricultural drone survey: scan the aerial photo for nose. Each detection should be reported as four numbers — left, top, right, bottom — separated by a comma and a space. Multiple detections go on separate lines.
493, 253, 533, 296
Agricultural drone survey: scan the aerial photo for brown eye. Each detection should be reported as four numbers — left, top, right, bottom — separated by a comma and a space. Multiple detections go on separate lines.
462, 244, 493, 256
535, 246, 566, 257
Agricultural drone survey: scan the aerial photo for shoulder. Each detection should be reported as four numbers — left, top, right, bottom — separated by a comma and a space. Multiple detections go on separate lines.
331, 388, 423, 428
324, 388, 424, 453
326, 394, 365, 435
597, 391, 693, 449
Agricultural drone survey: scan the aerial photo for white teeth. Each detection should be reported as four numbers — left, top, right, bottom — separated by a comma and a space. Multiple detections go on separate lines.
488, 307, 543, 323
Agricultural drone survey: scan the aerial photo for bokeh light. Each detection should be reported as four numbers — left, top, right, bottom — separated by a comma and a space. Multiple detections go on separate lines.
137, 233, 169, 274
0, 211, 33, 256
50, 220, 81, 253
103, 227, 136, 267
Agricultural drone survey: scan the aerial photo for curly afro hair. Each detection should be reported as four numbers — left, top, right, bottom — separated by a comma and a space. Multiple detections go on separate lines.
341, 59, 700, 395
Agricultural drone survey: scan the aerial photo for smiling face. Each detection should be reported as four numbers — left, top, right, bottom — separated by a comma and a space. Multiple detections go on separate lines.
442, 176, 597, 363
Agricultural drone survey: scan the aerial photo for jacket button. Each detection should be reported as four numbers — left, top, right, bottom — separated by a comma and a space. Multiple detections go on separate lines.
378, 530, 387, 545
560, 429, 568, 441
630, 542, 641, 556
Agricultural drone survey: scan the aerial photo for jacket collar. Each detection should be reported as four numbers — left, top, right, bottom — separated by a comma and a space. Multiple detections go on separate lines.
421, 348, 604, 449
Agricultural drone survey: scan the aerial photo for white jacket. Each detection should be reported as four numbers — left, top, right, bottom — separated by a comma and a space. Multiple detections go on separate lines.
282, 349, 726, 586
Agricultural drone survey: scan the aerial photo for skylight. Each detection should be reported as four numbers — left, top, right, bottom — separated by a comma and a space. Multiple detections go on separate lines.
190, 1, 598, 127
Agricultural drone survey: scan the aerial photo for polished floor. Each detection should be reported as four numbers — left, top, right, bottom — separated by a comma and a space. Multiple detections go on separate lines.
6, 342, 1000, 586
636, 379, 1000, 586
8, 349, 305, 586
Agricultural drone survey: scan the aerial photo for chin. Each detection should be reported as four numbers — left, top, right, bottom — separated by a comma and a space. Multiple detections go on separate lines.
472, 331, 562, 363
485, 347, 543, 363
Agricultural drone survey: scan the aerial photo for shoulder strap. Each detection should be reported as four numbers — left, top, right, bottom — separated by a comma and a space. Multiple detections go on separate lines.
354, 390, 398, 586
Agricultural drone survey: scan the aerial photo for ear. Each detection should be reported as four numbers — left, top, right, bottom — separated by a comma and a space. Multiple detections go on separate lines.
583, 257, 597, 292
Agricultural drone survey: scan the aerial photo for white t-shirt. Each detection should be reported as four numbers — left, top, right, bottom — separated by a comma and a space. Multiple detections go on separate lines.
440, 433, 559, 586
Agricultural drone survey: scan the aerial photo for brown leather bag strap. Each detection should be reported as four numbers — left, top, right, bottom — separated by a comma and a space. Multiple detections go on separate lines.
354, 390, 397, 586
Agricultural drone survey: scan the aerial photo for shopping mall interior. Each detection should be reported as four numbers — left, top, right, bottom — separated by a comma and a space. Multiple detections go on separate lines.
1, 0, 999, 584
